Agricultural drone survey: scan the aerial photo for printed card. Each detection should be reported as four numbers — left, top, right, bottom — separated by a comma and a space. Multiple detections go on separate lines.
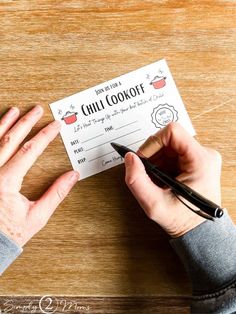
49, 59, 195, 179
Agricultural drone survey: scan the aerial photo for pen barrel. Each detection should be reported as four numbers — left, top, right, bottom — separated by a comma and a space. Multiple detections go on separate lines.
142, 158, 224, 218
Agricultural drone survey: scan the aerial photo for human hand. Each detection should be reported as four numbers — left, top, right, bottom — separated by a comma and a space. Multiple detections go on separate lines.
124, 122, 222, 237
0, 105, 79, 246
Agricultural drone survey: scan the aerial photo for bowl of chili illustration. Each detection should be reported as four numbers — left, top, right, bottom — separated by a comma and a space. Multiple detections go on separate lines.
150, 76, 166, 89
61, 111, 78, 125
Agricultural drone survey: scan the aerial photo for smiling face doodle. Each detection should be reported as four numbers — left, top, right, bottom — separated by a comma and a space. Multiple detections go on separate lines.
151, 103, 178, 128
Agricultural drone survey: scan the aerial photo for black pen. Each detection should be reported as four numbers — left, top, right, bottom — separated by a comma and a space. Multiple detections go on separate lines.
110, 142, 225, 220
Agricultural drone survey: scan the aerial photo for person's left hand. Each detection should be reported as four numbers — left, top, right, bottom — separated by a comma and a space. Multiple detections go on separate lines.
0, 105, 79, 247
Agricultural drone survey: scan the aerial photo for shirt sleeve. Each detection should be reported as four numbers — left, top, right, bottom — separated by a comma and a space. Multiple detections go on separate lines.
169, 210, 236, 313
0, 230, 23, 275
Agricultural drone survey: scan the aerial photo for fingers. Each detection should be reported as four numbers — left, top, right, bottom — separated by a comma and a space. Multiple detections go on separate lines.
2, 120, 61, 187
29, 171, 79, 229
0, 105, 44, 167
125, 152, 164, 218
0, 107, 20, 139
137, 122, 203, 166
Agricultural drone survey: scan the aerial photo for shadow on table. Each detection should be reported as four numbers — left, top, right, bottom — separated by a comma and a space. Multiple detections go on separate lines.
97, 165, 191, 299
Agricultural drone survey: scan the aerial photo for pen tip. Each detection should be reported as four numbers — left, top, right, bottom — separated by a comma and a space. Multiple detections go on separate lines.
110, 142, 120, 151
110, 142, 115, 149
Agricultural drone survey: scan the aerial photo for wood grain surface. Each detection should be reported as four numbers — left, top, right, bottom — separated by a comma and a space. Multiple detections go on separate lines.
0, 0, 235, 312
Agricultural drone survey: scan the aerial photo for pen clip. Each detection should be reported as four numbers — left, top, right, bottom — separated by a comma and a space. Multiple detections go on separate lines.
172, 190, 214, 221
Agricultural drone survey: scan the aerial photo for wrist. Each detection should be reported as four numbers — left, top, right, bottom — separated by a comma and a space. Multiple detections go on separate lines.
166, 212, 206, 238
169, 209, 236, 294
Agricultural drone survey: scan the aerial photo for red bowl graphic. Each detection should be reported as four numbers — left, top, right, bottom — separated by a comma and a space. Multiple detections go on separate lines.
150, 77, 166, 89
62, 112, 78, 125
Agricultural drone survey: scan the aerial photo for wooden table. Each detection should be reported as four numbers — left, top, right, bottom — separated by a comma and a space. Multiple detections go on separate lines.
0, 1, 235, 313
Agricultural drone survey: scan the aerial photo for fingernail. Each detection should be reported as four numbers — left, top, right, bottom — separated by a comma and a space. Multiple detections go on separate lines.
69, 171, 80, 183
138, 135, 162, 158
8, 107, 19, 118
136, 149, 146, 158
33, 105, 43, 115
49, 120, 61, 129
125, 152, 133, 167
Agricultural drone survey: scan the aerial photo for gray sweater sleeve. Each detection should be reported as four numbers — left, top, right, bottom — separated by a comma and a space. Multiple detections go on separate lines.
170, 210, 236, 313
0, 230, 23, 274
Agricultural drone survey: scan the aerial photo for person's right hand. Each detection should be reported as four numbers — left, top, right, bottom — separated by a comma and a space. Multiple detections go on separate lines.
124, 122, 222, 238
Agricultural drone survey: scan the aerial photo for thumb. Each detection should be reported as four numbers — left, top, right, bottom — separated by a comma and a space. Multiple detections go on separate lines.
124, 152, 164, 218
29, 170, 79, 231
137, 123, 203, 169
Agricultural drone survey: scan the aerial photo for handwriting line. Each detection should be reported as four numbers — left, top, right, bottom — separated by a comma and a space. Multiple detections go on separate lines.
85, 128, 141, 152
88, 151, 115, 162
88, 138, 145, 162
82, 133, 104, 144
115, 120, 138, 130
127, 138, 145, 147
